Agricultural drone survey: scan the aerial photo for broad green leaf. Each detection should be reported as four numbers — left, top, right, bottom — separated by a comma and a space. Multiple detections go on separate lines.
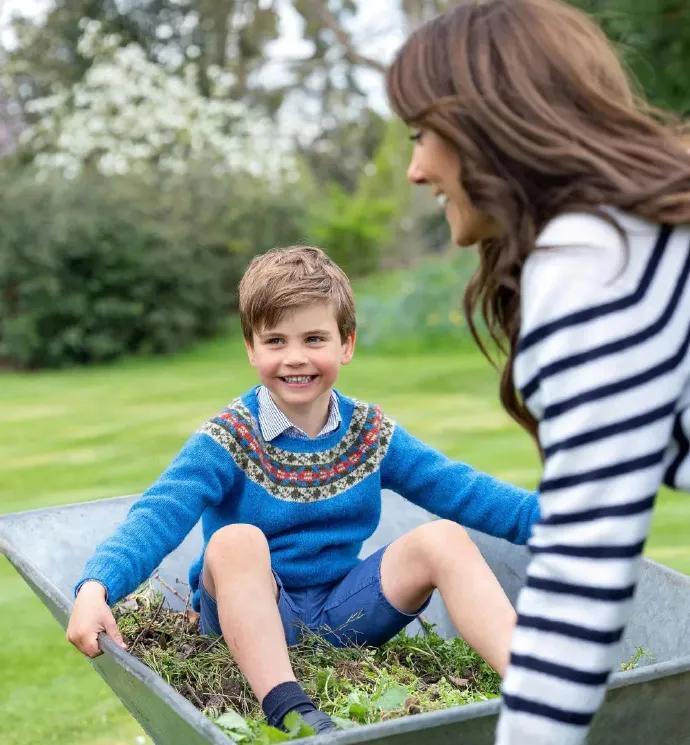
215, 711, 251, 735
374, 685, 408, 711
282, 711, 316, 738
348, 702, 370, 722
315, 666, 334, 693
254, 722, 291, 743
332, 716, 359, 730
347, 690, 366, 705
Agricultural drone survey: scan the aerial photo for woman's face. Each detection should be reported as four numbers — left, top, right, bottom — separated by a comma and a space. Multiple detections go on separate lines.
406, 127, 498, 246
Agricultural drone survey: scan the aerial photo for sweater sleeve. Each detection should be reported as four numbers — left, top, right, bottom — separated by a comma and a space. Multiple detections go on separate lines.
75, 431, 235, 605
496, 215, 683, 744
380, 423, 539, 544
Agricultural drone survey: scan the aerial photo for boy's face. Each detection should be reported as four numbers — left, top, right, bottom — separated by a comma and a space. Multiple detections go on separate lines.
245, 302, 355, 413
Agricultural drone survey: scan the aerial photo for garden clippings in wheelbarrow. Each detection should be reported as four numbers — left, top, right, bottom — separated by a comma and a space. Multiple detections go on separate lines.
113, 583, 653, 744
113, 582, 501, 742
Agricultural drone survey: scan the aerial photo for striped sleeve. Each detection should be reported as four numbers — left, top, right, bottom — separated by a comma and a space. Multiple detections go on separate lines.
495, 214, 690, 744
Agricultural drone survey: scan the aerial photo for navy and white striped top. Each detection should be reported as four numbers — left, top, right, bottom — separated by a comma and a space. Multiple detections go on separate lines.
496, 209, 690, 744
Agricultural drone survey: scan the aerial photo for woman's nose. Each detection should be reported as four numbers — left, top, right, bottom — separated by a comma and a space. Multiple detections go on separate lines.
406, 158, 427, 184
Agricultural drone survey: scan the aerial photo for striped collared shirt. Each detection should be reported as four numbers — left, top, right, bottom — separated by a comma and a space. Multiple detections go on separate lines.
257, 385, 341, 441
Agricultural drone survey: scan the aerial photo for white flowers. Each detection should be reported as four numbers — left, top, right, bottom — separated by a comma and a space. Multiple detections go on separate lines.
24, 19, 295, 182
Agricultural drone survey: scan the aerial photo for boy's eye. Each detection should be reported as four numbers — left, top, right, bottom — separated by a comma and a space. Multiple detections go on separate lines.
265, 337, 284, 345
306, 336, 325, 344
409, 129, 423, 143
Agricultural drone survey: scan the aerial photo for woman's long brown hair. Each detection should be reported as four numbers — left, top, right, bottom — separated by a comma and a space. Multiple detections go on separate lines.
386, 0, 690, 440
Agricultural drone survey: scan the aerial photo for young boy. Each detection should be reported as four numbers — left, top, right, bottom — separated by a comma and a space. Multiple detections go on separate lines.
67, 246, 538, 734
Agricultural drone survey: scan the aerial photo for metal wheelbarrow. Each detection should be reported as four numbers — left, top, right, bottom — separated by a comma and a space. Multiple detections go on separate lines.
2, 490, 690, 744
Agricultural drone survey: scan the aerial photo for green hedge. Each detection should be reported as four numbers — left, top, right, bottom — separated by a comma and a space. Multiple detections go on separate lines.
0, 167, 307, 368
308, 182, 395, 279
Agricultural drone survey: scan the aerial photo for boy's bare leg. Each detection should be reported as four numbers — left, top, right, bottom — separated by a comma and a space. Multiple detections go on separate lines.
202, 524, 296, 702
379, 520, 516, 676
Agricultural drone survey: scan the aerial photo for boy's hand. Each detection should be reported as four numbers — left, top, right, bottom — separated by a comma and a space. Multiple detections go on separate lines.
66, 580, 127, 658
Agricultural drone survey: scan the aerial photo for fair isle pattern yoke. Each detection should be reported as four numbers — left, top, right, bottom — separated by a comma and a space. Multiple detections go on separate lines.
75, 385, 538, 609
199, 397, 395, 502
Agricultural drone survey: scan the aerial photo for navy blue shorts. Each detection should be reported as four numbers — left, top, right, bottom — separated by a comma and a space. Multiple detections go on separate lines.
199, 545, 431, 647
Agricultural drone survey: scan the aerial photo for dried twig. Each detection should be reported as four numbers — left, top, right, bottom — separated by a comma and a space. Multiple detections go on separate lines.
151, 570, 189, 606
130, 594, 166, 650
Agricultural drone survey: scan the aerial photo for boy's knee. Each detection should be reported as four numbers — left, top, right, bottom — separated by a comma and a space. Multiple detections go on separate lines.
414, 520, 473, 564
205, 523, 269, 570
429, 519, 470, 541
418, 518, 469, 542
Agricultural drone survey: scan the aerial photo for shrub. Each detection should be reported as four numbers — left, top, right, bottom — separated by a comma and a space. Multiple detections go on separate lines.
308, 183, 394, 278
0, 167, 308, 368
356, 251, 478, 350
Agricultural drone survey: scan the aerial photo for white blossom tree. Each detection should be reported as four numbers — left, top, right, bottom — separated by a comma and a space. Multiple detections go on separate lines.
22, 19, 295, 181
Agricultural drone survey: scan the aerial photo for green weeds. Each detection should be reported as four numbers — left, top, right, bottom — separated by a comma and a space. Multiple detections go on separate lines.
619, 646, 656, 672
114, 586, 500, 743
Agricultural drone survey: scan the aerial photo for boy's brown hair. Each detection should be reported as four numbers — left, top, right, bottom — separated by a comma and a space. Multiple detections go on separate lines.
239, 246, 356, 344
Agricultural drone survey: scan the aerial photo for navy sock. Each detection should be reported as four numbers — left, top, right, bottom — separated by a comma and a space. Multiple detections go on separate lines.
261, 681, 316, 729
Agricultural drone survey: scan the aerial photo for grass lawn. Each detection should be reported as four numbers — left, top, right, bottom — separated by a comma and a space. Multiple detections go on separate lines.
2, 328, 688, 745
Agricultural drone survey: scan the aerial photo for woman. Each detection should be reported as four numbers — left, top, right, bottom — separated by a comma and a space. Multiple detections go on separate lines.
386, 1, 690, 743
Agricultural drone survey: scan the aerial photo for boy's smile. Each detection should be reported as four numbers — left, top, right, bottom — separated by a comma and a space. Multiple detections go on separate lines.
280, 374, 317, 386
245, 302, 355, 437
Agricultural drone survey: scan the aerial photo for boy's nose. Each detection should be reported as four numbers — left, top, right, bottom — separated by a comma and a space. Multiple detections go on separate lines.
284, 349, 308, 366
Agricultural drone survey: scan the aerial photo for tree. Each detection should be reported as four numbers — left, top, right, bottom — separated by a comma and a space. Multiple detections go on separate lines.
4, 1, 395, 188
296, 0, 385, 73
3, 1, 143, 115
3, 0, 284, 115
23, 19, 294, 180
118, 0, 283, 103
399, 0, 452, 32
572, 0, 690, 114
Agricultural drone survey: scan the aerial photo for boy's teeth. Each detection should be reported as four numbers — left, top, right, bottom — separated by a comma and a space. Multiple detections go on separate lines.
283, 375, 313, 383
436, 193, 448, 208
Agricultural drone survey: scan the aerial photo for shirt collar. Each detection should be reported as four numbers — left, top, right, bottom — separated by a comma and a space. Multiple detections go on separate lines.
257, 385, 341, 441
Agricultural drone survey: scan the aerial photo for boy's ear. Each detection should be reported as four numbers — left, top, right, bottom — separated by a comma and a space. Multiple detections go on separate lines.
244, 337, 257, 366
341, 331, 356, 365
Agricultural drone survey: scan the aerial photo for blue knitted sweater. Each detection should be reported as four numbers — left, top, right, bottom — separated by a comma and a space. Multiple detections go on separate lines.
77, 388, 538, 610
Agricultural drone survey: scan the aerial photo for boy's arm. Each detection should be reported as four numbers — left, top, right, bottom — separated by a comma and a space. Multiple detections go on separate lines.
380, 423, 539, 544
75, 431, 235, 606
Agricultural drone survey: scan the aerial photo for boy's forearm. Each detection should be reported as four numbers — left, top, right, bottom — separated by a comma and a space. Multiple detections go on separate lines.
466, 472, 539, 544
381, 425, 539, 543
74, 432, 235, 605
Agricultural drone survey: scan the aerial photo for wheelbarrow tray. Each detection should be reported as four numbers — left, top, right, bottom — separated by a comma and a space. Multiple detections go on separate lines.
2, 490, 690, 744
